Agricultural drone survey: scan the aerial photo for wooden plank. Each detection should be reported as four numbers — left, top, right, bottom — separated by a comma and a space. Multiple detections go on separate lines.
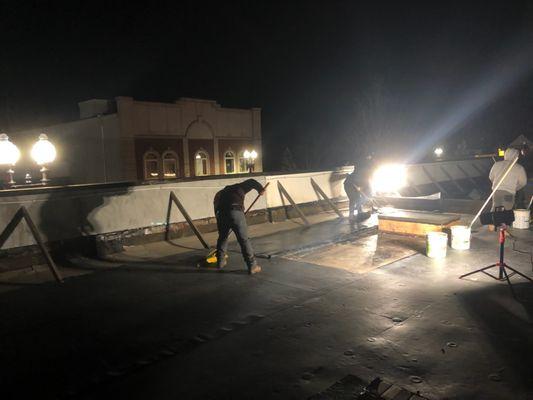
0, 208, 24, 249
0, 207, 63, 282
471, 162, 487, 177
166, 191, 209, 249
376, 380, 392, 395
382, 385, 404, 400
391, 389, 413, 400
440, 165, 466, 193
310, 178, 343, 218
378, 210, 460, 225
277, 181, 310, 225
456, 164, 482, 190
422, 165, 449, 196
21, 207, 63, 283
378, 218, 459, 236
406, 178, 423, 195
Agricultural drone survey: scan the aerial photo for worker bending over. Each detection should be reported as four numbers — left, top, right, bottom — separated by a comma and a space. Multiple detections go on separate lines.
214, 179, 265, 274
489, 148, 527, 211
344, 166, 365, 222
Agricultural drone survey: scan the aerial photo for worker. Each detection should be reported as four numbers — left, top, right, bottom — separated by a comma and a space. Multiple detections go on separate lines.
513, 142, 529, 209
489, 148, 527, 211
214, 178, 265, 274
344, 166, 365, 222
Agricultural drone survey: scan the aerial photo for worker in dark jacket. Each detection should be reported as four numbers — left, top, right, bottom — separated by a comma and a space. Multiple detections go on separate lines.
214, 179, 265, 274
344, 166, 364, 222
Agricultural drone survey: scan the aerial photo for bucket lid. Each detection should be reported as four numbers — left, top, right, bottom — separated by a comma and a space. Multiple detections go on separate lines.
427, 231, 447, 238
451, 225, 469, 231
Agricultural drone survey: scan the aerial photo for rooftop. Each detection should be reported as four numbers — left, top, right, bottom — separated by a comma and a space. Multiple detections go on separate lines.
1, 209, 532, 399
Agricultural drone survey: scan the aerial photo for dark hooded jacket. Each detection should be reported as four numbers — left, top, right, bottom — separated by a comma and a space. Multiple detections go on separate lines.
214, 179, 264, 213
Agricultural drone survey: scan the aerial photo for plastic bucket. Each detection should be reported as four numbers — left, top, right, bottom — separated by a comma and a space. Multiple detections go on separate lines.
450, 225, 471, 250
426, 232, 448, 258
513, 209, 530, 229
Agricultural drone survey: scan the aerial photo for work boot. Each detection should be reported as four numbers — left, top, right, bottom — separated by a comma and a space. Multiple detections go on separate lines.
248, 264, 262, 275
216, 253, 227, 271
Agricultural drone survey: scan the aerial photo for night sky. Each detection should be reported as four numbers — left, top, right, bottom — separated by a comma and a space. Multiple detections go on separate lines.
2, 1, 533, 170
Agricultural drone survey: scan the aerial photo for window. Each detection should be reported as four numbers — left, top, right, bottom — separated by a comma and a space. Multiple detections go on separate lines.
224, 150, 235, 174
162, 150, 179, 178
143, 150, 160, 180
194, 150, 209, 176
238, 151, 247, 173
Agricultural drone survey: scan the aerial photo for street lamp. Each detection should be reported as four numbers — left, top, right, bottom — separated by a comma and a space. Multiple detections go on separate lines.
0, 133, 21, 186
434, 147, 444, 157
243, 149, 258, 173
31, 134, 56, 184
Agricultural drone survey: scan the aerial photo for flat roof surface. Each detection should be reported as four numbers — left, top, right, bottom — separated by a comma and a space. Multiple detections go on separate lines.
1, 210, 532, 399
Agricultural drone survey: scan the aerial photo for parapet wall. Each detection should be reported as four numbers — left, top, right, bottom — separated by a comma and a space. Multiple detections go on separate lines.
0, 169, 350, 253
0, 156, 495, 266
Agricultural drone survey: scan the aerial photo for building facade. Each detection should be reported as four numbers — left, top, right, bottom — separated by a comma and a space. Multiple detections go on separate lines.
11, 97, 263, 184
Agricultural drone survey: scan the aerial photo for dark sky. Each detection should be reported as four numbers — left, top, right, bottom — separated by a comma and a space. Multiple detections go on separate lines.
2, 1, 533, 169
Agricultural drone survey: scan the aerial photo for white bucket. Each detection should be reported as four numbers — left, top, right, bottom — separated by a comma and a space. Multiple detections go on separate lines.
450, 225, 471, 250
513, 209, 530, 229
426, 232, 448, 258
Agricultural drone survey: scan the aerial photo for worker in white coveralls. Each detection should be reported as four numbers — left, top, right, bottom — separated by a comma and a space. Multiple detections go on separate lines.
489, 148, 527, 211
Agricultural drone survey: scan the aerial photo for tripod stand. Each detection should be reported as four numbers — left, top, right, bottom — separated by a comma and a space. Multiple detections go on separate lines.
459, 224, 533, 298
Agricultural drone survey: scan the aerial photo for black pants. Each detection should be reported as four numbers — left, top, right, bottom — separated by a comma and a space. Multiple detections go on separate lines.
216, 209, 256, 268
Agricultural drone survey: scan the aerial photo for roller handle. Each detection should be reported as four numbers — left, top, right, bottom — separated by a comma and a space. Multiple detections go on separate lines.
245, 182, 270, 215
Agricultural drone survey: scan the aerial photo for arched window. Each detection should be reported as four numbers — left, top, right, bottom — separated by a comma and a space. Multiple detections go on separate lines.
238, 151, 247, 173
194, 150, 209, 176
162, 150, 179, 178
224, 150, 236, 174
143, 150, 160, 180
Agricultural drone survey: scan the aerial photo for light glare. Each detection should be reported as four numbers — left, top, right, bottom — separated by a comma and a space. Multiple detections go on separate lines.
371, 164, 407, 195
0, 134, 21, 165
31, 134, 56, 165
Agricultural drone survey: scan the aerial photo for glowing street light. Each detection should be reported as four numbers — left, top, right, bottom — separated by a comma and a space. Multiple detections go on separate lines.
434, 147, 444, 157
0, 133, 21, 186
243, 149, 258, 173
31, 134, 56, 184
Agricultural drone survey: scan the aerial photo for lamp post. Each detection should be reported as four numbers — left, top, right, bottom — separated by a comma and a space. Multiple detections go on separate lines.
31, 134, 56, 184
243, 149, 258, 173
0, 133, 21, 187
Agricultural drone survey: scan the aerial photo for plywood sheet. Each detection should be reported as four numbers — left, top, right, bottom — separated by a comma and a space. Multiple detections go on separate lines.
378, 219, 459, 236
378, 210, 460, 236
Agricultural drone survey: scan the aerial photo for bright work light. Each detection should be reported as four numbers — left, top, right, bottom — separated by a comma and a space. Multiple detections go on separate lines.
434, 147, 443, 157
371, 163, 407, 195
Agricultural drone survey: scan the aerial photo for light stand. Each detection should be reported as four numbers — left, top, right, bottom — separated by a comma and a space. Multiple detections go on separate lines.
460, 223, 533, 298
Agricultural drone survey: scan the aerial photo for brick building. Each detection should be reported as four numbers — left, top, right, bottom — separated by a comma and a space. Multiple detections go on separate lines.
11, 97, 263, 184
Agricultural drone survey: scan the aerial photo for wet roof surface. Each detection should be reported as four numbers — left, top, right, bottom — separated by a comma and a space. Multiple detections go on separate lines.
1, 214, 532, 399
